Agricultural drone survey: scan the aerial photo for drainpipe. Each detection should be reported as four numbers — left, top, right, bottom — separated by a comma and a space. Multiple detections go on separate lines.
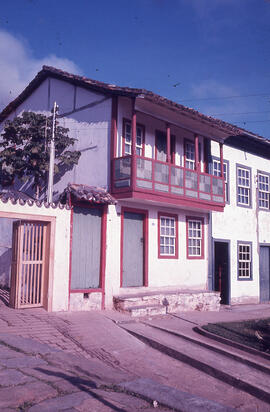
47, 102, 59, 203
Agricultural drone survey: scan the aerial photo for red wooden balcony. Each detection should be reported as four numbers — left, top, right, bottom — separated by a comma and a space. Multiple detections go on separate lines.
111, 155, 225, 211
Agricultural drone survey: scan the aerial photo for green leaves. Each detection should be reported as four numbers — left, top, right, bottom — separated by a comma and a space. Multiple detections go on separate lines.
0, 111, 81, 195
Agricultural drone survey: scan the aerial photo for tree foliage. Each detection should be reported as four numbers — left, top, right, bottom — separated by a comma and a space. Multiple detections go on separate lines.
0, 111, 81, 196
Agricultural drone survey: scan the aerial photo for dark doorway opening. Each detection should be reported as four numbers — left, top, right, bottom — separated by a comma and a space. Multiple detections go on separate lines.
214, 241, 230, 305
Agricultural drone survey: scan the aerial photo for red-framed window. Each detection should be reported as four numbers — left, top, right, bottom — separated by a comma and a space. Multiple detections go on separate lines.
186, 216, 204, 259
122, 119, 145, 156
184, 140, 195, 170
155, 131, 176, 164
158, 212, 178, 259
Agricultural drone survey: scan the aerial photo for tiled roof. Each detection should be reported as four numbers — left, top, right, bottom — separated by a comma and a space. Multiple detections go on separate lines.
1, 65, 266, 142
0, 189, 70, 209
59, 183, 117, 205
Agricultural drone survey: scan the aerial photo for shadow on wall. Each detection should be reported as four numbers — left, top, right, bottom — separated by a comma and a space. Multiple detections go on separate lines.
0, 248, 12, 288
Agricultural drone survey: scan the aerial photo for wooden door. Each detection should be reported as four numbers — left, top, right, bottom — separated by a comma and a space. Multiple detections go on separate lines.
71, 207, 102, 290
214, 241, 229, 304
260, 246, 270, 303
122, 211, 146, 287
9, 221, 49, 309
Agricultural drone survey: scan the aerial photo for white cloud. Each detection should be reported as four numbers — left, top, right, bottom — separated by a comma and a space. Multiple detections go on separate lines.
189, 80, 261, 129
0, 30, 82, 111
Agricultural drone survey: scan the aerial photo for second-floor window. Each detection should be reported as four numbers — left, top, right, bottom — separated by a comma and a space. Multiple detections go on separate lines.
258, 172, 270, 210
237, 165, 251, 207
123, 121, 144, 156
185, 141, 195, 170
212, 159, 229, 203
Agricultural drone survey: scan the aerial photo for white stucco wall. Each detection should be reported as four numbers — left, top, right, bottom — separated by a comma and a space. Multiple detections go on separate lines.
0, 77, 112, 198
104, 201, 209, 308
0, 199, 71, 312
211, 141, 270, 303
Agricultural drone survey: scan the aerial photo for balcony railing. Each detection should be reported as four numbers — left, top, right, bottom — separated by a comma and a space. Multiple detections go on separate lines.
112, 155, 225, 205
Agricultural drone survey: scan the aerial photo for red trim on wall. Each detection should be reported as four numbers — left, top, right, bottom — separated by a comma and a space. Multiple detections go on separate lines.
100, 205, 107, 309
120, 206, 148, 288
110, 96, 118, 192
158, 211, 178, 259
113, 188, 224, 212
68, 207, 74, 311
186, 216, 205, 260
69, 202, 107, 309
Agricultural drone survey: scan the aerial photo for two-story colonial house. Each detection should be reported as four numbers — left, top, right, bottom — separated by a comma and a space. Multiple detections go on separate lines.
0, 66, 269, 314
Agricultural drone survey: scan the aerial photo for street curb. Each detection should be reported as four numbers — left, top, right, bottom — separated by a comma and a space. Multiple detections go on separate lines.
122, 325, 270, 404
118, 378, 237, 412
194, 326, 270, 361
143, 322, 270, 375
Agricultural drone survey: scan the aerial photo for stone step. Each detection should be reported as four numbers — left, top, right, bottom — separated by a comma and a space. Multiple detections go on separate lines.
120, 322, 270, 403
114, 296, 161, 310
127, 304, 167, 317
114, 290, 220, 314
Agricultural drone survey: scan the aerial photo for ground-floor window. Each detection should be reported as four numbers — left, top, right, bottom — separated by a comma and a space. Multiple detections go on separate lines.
238, 241, 252, 280
158, 212, 178, 258
186, 217, 204, 259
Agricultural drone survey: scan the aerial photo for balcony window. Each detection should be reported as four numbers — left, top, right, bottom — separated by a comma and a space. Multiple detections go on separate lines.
212, 158, 229, 203
155, 131, 176, 163
185, 141, 195, 170
123, 120, 144, 156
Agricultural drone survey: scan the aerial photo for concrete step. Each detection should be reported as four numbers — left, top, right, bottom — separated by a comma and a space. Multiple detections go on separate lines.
120, 322, 270, 404
127, 304, 166, 317
144, 320, 270, 376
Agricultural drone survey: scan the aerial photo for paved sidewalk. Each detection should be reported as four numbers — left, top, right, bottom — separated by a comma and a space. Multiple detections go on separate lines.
1, 289, 270, 411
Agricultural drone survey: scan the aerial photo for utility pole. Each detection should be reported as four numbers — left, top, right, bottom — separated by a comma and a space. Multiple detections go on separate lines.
47, 101, 59, 203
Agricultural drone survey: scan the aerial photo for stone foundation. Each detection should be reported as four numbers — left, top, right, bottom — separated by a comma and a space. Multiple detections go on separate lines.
69, 292, 102, 311
114, 289, 221, 317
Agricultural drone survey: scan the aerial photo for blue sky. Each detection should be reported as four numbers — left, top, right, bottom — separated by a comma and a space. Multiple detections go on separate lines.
0, 0, 270, 138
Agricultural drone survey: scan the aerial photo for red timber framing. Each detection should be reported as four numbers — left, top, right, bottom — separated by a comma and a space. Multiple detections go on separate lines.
120, 207, 148, 287
110, 96, 118, 192
68, 201, 107, 310
111, 99, 226, 212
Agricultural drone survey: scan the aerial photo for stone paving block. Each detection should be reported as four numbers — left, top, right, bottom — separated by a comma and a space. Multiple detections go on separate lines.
120, 378, 236, 412
52, 377, 85, 394
19, 365, 74, 383
0, 369, 35, 387
28, 392, 91, 411
44, 350, 133, 385
0, 333, 59, 355
0, 381, 58, 409
0, 355, 47, 369
0, 346, 25, 359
